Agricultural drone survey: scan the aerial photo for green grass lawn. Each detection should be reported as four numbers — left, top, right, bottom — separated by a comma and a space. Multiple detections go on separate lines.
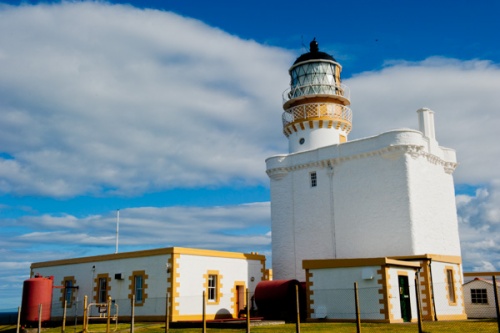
1, 321, 498, 333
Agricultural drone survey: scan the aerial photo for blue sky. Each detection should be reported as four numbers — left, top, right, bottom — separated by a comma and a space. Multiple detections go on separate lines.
1, 0, 500, 310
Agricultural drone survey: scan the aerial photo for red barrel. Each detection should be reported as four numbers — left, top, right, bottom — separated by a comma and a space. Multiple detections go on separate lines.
21, 275, 54, 325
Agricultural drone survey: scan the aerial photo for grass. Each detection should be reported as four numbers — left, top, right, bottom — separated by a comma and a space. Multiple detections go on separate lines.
0, 320, 498, 333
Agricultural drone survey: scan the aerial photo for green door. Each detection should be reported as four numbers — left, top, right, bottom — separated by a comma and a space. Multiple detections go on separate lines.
398, 275, 412, 322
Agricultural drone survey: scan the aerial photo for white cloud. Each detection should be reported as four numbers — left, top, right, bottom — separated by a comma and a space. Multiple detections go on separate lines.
0, 2, 292, 197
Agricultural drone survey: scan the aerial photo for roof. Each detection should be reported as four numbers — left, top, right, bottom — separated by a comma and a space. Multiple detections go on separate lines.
463, 277, 500, 287
293, 38, 336, 65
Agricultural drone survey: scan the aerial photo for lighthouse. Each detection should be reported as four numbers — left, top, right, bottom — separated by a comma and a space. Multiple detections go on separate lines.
282, 38, 352, 153
267, 40, 462, 282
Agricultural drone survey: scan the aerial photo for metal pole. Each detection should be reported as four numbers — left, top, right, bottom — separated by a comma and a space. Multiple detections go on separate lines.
83, 296, 88, 333
246, 288, 250, 333
106, 297, 111, 333
414, 273, 423, 333
354, 282, 361, 333
16, 306, 21, 333
62, 299, 67, 333
202, 291, 206, 333
115, 209, 120, 254
492, 275, 500, 333
37, 304, 42, 333
130, 295, 135, 333
295, 284, 301, 333
165, 291, 169, 333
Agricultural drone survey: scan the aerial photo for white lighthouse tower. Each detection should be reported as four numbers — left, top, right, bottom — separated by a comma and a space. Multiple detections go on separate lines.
267, 40, 462, 282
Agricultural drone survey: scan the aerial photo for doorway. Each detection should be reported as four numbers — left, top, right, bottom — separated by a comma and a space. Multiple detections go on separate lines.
398, 275, 412, 322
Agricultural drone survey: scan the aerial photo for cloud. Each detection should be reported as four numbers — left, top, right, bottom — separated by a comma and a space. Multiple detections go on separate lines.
0, 2, 292, 198
346, 57, 500, 186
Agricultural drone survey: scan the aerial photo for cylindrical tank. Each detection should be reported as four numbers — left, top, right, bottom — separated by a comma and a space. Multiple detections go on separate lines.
254, 279, 306, 322
21, 275, 54, 325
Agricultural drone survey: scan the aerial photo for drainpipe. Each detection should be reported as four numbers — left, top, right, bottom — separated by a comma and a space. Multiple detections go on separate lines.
428, 259, 438, 321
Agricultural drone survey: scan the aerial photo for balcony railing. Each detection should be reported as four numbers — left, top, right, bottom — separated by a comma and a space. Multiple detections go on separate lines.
282, 83, 350, 104
282, 102, 352, 127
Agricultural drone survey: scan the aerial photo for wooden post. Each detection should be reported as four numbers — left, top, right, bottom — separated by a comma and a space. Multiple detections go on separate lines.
106, 297, 111, 333
165, 291, 169, 333
62, 299, 67, 333
246, 288, 250, 333
354, 282, 361, 333
202, 291, 206, 333
492, 275, 500, 332
16, 306, 21, 333
37, 304, 42, 333
83, 296, 88, 333
415, 273, 423, 333
295, 284, 300, 333
130, 295, 135, 333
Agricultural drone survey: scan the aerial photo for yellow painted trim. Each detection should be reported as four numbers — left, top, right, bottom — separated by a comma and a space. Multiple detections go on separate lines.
93, 273, 111, 303
390, 254, 462, 264
31, 246, 265, 269
231, 281, 246, 318
59, 276, 76, 308
305, 270, 314, 319
435, 314, 468, 321
204, 270, 222, 305
128, 270, 148, 307
419, 260, 435, 321
303, 257, 421, 270
377, 267, 390, 321
444, 266, 457, 306
169, 253, 181, 322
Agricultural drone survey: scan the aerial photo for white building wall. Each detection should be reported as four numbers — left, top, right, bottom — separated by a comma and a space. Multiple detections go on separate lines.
268, 129, 460, 281
308, 266, 383, 320
32, 253, 171, 319
175, 254, 263, 319
430, 261, 465, 319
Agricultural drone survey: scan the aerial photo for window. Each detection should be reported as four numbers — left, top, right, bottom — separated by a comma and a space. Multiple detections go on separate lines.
60, 276, 76, 308
446, 269, 456, 303
208, 275, 217, 301
98, 277, 107, 303
135, 275, 144, 302
310, 172, 317, 187
471, 289, 488, 304
65, 280, 73, 305
129, 270, 148, 306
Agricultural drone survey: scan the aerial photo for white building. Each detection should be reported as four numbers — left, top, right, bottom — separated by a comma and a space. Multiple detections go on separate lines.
266, 39, 466, 322
30, 247, 268, 322
463, 274, 500, 319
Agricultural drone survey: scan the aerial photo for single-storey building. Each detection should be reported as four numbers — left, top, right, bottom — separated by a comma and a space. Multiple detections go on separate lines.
29, 247, 269, 322
462, 274, 500, 319
303, 254, 466, 323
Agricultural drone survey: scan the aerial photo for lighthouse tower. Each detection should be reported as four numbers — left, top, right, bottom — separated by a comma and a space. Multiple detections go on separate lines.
282, 39, 352, 153
267, 40, 462, 282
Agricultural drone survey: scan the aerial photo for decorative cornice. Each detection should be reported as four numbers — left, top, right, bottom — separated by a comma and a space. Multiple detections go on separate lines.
266, 144, 457, 179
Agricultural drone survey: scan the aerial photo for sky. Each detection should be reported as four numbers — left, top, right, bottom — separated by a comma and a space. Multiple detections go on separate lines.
1, 0, 500, 310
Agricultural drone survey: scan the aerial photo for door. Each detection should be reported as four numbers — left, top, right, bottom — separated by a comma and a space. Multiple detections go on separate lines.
235, 285, 245, 317
398, 275, 412, 322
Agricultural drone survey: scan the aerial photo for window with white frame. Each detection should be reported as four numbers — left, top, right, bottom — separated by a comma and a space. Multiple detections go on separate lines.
208, 274, 217, 302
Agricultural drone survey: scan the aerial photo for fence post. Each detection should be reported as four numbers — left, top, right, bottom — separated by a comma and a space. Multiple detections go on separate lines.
202, 291, 206, 333
165, 291, 169, 333
354, 282, 361, 333
83, 296, 88, 333
62, 299, 67, 333
16, 306, 21, 333
295, 284, 301, 333
414, 273, 423, 333
246, 288, 250, 333
37, 304, 42, 333
492, 275, 500, 333
106, 297, 111, 333
130, 295, 135, 333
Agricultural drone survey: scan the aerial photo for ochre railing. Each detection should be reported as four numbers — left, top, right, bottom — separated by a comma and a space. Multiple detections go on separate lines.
282, 103, 352, 127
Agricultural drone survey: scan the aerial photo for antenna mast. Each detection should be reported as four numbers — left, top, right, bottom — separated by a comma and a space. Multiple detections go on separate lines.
115, 209, 120, 254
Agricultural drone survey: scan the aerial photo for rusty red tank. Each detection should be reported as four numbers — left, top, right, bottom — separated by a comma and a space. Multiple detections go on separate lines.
21, 275, 54, 325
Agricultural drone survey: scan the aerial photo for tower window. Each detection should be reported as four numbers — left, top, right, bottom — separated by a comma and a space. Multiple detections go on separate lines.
310, 172, 317, 187
299, 138, 305, 145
